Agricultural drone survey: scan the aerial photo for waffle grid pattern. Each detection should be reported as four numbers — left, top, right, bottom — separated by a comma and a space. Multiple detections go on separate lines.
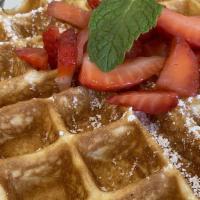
0, 0, 198, 199
0, 87, 196, 199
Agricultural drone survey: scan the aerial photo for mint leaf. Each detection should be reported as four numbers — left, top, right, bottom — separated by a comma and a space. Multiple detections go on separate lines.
88, 0, 163, 72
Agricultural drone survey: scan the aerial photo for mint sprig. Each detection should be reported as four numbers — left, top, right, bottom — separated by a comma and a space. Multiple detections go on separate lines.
88, 0, 163, 72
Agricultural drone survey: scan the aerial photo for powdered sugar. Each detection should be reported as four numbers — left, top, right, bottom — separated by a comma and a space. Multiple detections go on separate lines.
0, 6, 45, 41
90, 96, 103, 110
189, 176, 200, 195
58, 131, 65, 137
135, 111, 200, 197
1, 17, 18, 40
72, 96, 78, 109
128, 114, 137, 122
178, 98, 200, 140
14, 7, 44, 18
89, 115, 102, 129
24, 70, 44, 85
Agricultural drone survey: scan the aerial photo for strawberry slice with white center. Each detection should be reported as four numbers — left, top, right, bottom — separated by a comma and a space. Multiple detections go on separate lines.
157, 37, 199, 97
43, 26, 60, 69
108, 91, 178, 115
56, 28, 77, 90
157, 8, 200, 47
16, 48, 48, 70
47, 1, 91, 29
79, 55, 165, 91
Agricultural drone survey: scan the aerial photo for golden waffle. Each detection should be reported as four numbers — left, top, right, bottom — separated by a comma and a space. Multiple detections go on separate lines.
158, 0, 200, 15
147, 95, 200, 197
0, 0, 198, 199
0, 86, 196, 199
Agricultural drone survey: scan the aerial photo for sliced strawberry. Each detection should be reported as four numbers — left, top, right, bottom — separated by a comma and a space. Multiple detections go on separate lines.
126, 39, 143, 59
157, 8, 200, 47
143, 37, 169, 57
157, 37, 199, 97
57, 28, 77, 89
43, 26, 60, 69
126, 29, 168, 59
139, 28, 158, 42
107, 91, 178, 115
87, 0, 100, 9
47, 1, 91, 29
79, 55, 165, 91
77, 28, 89, 66
16, 48, 48, 70
194, 51, 200, 65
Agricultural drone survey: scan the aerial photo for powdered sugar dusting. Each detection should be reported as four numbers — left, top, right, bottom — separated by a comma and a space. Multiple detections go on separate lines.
14, 7, 44, 18
0, 17, 18, 40
89, 115, 102, 129
90, 96, 103, 111
24, 70, 44, 85
178, 99, 200, 140
135, 112, 183, 168
189, 176, 200, 195
58, 131, 65, 137
126, 107, 137, 122
135, 111, 200, 197
0, 6, 45, 41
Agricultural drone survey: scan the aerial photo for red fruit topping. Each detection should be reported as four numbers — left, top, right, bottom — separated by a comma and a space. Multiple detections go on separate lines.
157, 37, 199, 97
16, 48, 48, 70
57, 28, 77, 88
108, 91, 178, 115
126, 39, 143, 59
77, 28, 89, 66
87, 0, 100, 9
79, 55, 165, 91
43, 26, 60, 69
195, 51, 200, 65
126, 29, 168, 59
143, 38, 169, 57
47, 1, 91, 29
157, 8, 200, 47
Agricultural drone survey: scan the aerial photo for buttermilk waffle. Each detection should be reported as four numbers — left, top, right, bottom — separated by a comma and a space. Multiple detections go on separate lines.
0, 86, 196, 199
0, 0, 198, 199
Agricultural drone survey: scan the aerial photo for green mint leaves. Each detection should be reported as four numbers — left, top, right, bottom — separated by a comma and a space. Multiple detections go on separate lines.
88, 0, 163, 72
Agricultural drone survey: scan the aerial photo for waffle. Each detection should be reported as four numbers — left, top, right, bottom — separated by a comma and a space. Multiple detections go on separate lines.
0, 0, 198, 199
0, 86, 196, 200
158, 0, 200, 15
150, 95, 200, 196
